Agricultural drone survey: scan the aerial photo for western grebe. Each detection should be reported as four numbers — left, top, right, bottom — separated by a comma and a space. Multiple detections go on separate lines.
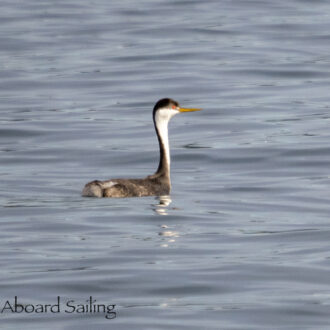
82, 98, 201, 198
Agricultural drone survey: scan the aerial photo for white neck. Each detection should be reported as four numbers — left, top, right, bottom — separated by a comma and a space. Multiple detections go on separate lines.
154, 108, 179, 177
155, 110, 171, 168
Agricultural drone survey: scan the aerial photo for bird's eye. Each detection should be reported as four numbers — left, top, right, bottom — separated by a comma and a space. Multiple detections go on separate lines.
172, 105, 177, 109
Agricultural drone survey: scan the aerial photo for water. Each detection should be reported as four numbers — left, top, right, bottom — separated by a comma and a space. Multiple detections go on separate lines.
1, 0, 330, 328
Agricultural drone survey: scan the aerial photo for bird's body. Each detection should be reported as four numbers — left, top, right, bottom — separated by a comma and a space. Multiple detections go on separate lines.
82, 98, 201, 198
82, 176, 169, 198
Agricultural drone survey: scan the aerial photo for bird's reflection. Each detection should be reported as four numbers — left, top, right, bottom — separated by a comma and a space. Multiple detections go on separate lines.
152, 196, 180, 247
159, 225, 180, 247
153, 195, 172, 215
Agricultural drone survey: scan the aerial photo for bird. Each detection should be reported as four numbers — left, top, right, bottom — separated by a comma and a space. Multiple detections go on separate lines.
82, 98, 201, 198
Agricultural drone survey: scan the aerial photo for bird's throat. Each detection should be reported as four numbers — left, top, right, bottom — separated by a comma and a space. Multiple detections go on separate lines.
154, 114, 171, 178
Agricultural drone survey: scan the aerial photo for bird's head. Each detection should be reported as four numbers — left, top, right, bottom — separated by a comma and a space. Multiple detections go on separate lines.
153, 98, 201, 124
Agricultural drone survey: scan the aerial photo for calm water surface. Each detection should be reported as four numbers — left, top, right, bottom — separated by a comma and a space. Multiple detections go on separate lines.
1, 0, 330, 329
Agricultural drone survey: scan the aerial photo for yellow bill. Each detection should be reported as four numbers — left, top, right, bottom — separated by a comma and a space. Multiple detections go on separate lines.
179, 107, 202, 112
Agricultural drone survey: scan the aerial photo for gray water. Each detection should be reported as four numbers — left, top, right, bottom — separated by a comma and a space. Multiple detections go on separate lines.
1, 0, 330, 329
